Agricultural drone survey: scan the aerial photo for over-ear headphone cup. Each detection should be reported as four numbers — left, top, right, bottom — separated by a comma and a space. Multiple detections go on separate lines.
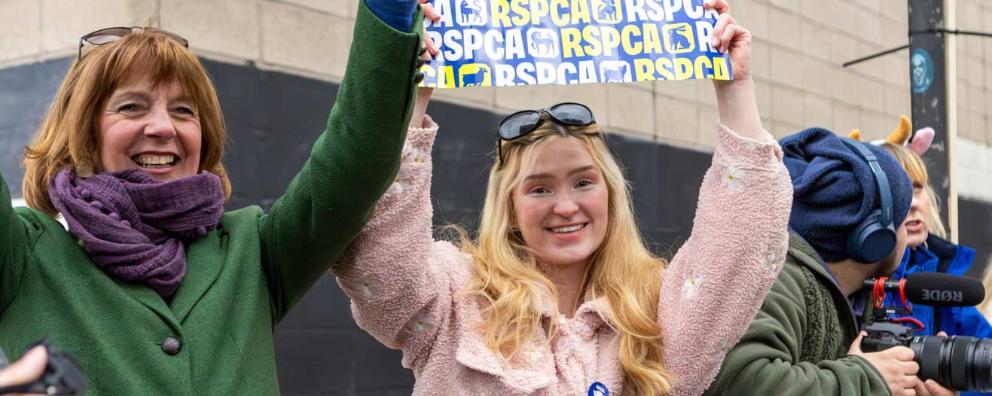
848, 210, 897, 263
858, 227, 896, 263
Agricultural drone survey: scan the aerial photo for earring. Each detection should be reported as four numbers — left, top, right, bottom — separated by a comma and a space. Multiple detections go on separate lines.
75, 162, 94, 178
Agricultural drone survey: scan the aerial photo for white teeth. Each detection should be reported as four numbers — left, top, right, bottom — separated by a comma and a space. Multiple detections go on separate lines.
134, 154, 176, 166
551, 224, 584, 233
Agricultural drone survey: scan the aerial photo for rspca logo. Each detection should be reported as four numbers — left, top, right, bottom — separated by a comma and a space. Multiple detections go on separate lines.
663, 23, 695, 54
456, 0, 488, 26
458, 64, 491, 87
527, 28, 560, 58
591, 0, 622, 24
921, 289, 963, 303
599, 61, 630, 83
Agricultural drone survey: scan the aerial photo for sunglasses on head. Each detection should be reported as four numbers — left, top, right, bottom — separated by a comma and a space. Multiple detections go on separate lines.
496, 102, 597, 168
78, 26, 188, 59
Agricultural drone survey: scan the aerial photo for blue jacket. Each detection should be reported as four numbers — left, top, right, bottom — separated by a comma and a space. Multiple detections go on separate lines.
885, 235, 991, 395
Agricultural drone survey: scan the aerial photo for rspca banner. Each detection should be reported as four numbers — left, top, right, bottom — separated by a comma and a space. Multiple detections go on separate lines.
420, 0, 732, 88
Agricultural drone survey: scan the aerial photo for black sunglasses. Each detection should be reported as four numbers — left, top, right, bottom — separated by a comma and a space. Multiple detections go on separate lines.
79, 27, 188, 59
496, 102, 596, 168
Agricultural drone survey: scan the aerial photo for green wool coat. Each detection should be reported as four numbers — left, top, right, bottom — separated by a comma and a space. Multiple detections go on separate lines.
0, 4, 423, 395
706, 232, 891, 395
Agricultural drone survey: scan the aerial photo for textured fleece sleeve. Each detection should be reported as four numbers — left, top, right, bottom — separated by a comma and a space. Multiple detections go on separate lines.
258, 1, 425, 321
658, 125, 794, 396
704, 265, 890, 395
334, 118, 461, 369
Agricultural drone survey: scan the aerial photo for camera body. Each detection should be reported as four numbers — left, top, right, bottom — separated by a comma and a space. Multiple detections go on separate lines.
0, 344, 86, 395
861, 295, 992, 392
861, 320, 917, 351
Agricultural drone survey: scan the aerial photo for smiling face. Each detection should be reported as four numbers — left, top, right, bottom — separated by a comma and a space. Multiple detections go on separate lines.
97, 75, 201, 181
903, 180, 931, 248
511, 137, 609, 269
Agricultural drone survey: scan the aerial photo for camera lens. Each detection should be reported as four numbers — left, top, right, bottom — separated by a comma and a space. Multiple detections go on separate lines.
910, 335, 992, 391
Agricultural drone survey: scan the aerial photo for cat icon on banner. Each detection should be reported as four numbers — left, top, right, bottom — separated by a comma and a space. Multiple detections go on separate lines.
457, 0, 487, 26
459, 64, 492, 87
599, 61, 631, 83
528, 29, 560, 58
592, 0, 622, 24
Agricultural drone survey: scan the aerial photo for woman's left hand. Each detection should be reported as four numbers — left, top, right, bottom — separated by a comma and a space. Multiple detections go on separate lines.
705, 0, 751, 82
420, 0, 440, 57
412, 0, 440, 129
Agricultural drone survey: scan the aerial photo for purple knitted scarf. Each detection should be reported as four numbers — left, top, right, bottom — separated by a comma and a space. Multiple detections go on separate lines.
48, 168, 225, 299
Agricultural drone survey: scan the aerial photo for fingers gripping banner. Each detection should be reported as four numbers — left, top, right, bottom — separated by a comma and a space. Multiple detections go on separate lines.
420, 0, 733, 88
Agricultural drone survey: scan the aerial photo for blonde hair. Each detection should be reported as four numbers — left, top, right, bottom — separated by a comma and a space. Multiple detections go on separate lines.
880, 143, 947, 239
23, 28, 231, 216
459, 119, 674, 395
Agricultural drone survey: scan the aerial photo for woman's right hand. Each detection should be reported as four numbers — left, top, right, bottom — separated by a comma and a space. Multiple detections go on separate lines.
848, 332, 921, 396
412, 0, 440, 129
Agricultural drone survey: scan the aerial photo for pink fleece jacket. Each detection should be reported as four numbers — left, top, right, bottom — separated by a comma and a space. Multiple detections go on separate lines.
335, 116, 793, 395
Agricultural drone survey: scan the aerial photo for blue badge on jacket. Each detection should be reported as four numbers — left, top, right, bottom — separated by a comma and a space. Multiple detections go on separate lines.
588, 381, 609, 396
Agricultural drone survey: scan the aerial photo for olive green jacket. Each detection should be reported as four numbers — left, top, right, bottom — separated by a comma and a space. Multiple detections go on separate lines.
0, 3, 423, 395
706, 232, 891, 395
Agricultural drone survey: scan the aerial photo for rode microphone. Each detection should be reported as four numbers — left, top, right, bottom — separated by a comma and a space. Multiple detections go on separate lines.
865, 272, 986, 307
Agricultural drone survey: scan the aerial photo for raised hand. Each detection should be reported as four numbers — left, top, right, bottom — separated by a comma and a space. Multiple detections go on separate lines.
411, 0, 440, 129
703, 0, 764, 140
420, 0, 441, 57
705, 0, 751, 81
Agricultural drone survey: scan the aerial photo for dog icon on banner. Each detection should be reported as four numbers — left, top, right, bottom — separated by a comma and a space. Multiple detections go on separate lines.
599, 61, 630, 83
528, 29, 560, 58
663, 23, 695, 54
592, 0, 622, 24
459, 64, 491, 87
457, 0, 487, 26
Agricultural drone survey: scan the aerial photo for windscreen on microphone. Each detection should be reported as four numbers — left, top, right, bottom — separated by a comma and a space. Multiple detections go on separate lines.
904, 272, 986, 307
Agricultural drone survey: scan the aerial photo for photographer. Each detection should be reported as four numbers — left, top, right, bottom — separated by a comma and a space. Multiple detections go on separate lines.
705, 128, 954, 395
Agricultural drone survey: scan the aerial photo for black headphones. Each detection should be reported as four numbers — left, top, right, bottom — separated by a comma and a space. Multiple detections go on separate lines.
840, 139, 896, 263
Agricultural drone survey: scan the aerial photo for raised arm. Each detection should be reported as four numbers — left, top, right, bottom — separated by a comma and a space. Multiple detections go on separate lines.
657, 2, 794, 394
658, 123, 792, 395
259, 1, 426, 320
334, 113, 462, 369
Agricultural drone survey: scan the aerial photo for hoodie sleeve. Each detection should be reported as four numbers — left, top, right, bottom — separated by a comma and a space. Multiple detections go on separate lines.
658, 124, 794, 396
704, 263, 890, 395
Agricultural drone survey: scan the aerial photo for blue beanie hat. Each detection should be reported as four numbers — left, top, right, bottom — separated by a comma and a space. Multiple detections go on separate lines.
780, 127, 913, 262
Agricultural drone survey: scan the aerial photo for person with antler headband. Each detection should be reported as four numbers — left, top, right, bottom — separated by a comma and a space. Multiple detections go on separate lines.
863, 118, 992, 396
707, 123, 957, 396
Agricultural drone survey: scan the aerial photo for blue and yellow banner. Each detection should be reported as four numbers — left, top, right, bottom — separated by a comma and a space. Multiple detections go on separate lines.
421, 0, 732, 88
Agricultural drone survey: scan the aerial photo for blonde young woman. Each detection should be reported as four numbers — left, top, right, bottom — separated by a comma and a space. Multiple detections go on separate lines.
881, 143, 992, 344
334, 1, 792, 394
